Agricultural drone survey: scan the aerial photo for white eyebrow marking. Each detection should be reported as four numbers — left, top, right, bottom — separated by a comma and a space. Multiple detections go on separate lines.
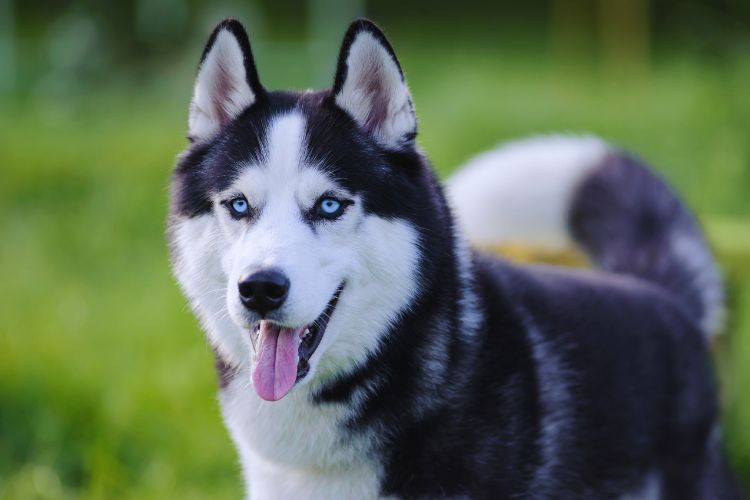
264, 112, 306, 179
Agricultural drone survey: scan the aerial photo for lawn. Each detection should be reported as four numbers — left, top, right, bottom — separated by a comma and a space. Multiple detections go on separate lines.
1, 33, 749, 498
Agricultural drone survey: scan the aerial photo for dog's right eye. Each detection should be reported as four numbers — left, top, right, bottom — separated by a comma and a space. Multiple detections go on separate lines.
225, 196, 251, 219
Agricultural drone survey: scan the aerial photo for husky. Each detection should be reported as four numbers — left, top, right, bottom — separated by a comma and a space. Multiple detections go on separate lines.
168, 18, 742, 499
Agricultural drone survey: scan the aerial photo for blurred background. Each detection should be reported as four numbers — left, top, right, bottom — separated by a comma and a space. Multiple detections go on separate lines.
1, 0, 749, 497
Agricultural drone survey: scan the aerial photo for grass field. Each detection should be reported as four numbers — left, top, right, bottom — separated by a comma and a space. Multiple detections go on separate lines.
1, 34, 749, 498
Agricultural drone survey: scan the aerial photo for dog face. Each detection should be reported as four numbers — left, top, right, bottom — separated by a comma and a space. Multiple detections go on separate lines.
169, 20, 436, 401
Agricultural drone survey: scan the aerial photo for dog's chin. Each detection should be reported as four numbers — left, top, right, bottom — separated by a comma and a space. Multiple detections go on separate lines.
246, 284, 344, 402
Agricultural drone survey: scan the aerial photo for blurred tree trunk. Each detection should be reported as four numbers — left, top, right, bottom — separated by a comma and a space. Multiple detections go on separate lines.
551, 0, 650, 82
550, 0, 595, 65
598, 0, 650, 80
0, 0, 14, 93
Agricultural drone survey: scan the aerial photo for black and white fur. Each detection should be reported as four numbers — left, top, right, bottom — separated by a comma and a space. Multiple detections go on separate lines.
168, 18, 742, 499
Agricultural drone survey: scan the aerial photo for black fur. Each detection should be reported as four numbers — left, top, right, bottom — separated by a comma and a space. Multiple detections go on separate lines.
569, 151, 723, 334
170, 18, 742, 499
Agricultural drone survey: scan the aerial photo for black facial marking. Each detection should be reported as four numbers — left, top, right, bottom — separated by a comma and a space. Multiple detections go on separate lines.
171, 104, 273, 218
170, 143, 214, 217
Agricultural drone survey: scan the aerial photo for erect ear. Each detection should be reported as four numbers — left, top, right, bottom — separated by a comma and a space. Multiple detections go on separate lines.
188, 19, 264, 142
332, 20, 417, 150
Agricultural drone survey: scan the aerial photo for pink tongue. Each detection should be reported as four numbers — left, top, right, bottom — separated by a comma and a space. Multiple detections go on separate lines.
252, 321, 303, 401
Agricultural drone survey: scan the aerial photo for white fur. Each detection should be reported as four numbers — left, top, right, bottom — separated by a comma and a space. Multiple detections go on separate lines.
445, 135, 609, 251
171, 214, 249, 369
188, 28, 256, 141
171, 111, 421, 497
221, 373, 385, 500
335, 31, 416, 149
524, 314, 574, 493
671, 230, 725, 336
456, 232, 482, 338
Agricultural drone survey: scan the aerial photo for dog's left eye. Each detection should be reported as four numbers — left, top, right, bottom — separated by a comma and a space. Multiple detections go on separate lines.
314, 196, 347, 220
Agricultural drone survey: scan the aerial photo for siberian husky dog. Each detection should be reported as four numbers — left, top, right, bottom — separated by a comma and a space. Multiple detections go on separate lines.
168, 18, 742, 499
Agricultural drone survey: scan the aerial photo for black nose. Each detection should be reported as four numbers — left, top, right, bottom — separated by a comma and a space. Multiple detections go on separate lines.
238, 269, 290, 316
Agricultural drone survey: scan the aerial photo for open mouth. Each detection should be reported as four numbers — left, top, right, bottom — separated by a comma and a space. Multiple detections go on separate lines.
249, 283, 344, 401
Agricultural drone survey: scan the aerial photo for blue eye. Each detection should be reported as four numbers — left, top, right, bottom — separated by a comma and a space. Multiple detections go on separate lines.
320, 198, 340, 214
315, 196, 348, 219
229, 197, 249, 216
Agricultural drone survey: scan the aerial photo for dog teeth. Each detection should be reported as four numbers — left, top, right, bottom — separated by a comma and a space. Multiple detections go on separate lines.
302, 328, 311, 340
250, 330, 259, 352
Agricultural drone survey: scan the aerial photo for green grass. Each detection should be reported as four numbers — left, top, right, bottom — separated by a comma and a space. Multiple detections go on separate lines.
1, 36, 749, 497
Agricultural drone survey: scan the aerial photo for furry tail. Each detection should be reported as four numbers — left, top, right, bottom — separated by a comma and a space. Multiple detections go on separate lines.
446, 136, 724, 336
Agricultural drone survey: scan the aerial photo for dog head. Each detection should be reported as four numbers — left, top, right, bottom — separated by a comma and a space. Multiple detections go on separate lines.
169, 19, 441, 401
